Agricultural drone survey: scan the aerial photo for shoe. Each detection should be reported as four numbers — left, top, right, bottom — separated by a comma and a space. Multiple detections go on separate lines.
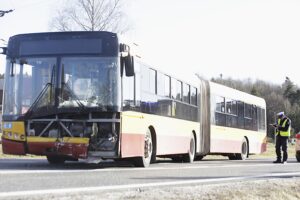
282, 161, 287, 164
273, 160, 281, 163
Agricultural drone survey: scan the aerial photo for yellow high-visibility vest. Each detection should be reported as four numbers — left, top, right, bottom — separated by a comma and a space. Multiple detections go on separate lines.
277, 118, 291, 137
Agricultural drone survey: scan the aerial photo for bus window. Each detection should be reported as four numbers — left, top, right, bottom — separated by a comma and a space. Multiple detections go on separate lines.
237, 101, 245, 129
123, 75, 134, 109
245, 103, 252, 118
244, 103, 253, 130
157, 72, 164, 96
164, 75, 171, 98
216, 96, 225, 113
191, 87, 197, 106
252, 105, 258, 131
141, 65, 149, 92
149, 69, 156, 94
259, 108, 266, 131
171, 78, 176, 99
226, 98, 232, 114
176, 80, 182, 101
183, 83, 190, 104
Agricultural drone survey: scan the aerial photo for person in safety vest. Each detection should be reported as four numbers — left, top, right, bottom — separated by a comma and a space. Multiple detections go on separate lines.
271, 112, 291, 164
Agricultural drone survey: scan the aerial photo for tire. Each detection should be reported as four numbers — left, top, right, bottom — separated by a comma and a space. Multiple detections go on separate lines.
171, 156, 184, 162
133, 128, 153, 167
194, 155, 205, 161
296, 152, 300, 162
183, 135, 196, 163
47, 155, 66, 164
235, 138, 248, 160
228, 154, 237, 160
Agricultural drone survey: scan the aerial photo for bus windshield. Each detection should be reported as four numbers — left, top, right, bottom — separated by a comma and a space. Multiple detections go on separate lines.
3, 56, 121, 116
60, 57, 120, 110
3, 57, 56, 115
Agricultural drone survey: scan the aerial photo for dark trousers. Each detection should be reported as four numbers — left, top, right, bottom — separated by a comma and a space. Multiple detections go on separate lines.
275, 135, 288, 161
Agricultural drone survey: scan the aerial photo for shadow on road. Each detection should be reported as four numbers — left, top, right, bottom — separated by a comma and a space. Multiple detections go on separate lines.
0, 157, 298, 171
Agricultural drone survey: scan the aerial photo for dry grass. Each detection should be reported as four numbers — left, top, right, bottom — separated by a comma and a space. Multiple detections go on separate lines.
252, 142, 295, 158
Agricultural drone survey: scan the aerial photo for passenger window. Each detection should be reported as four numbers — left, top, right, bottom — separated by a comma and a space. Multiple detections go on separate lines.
149, 69, 156, 94
191, 87, 197, 106
176, 80, 182, 101
164, 75, 171, 98
216, 96, 225, 113
183, 83, 190, 103
157, 72, 165, 96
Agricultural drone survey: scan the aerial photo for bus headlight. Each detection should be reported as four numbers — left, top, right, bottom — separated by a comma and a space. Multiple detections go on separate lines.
3, 122, 12, 129
14, 133, 19, 140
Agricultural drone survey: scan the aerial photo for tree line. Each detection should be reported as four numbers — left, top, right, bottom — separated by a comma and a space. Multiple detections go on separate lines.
211, 76, 300, 139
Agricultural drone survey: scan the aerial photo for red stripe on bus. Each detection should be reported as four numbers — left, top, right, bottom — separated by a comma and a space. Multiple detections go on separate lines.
211, 139, 266, 154
1, 138, 26, 155
210, 139, 242, 153
27, 142, 88, 159
121, 133, 145, 158
156, 135, 190, 155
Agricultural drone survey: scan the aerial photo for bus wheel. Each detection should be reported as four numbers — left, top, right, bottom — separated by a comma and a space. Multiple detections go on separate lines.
47, 155, 66, 164
183, 135, 196, 163
133, 128, 153, 167
296, 152, 300, 162
228, 154, 237, 160
235, 138, 248, 160
194, 155, 205, 161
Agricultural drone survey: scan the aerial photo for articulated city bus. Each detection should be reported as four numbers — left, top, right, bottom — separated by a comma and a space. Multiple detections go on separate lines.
0, 32, 266, 167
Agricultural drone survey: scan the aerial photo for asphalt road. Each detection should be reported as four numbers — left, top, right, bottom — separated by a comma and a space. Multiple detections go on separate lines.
0, 157, 300, 199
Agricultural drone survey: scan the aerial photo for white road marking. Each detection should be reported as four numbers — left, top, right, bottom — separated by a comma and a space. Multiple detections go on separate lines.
0, 162, 290, 175
0, 172, 300, 198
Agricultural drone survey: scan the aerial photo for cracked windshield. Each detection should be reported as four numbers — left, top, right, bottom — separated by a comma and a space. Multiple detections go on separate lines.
3, 58, 55, 115
60, 57, 120, 110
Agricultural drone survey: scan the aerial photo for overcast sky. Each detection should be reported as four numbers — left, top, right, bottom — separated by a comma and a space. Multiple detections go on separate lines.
1, 0, 300, 85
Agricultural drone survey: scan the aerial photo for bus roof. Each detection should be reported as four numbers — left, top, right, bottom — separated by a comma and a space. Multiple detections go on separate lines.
7, 31, 119, 58
209, 81, 266, 108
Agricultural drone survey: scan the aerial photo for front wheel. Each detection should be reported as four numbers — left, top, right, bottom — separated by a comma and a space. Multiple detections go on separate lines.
133, 128, 153, 167
47, 155, 66, 164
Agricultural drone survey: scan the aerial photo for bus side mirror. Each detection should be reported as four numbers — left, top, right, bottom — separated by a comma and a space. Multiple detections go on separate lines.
0, 47, 7, 55
124, 55, 134, 77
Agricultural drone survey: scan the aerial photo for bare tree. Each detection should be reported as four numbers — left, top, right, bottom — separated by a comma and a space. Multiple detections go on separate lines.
50, 0, 129, 33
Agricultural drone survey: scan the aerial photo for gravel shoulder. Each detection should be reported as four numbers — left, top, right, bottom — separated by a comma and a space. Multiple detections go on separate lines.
8, 178, 300, 200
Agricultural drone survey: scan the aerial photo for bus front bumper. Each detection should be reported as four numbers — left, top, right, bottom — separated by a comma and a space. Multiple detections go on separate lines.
1, 137, 89, 159
1, 137, 26, 155
27, 137, 89, 159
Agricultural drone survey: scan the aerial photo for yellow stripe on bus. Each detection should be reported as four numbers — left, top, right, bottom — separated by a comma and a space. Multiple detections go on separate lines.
27, 136, 89, 144
27, 137, 57, 143
62, 137, 89, 144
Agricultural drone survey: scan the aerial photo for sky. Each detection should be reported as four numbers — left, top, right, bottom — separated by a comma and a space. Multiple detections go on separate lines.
1, 0, 300, 85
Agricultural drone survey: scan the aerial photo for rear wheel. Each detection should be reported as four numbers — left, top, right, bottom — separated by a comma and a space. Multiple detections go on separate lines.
183, 135, 196, 163
194, 155, 204, 161
228, 154, 237, 160
133, 128, 153, 167
235, 138, 248, 160
47, 155, 66, 164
